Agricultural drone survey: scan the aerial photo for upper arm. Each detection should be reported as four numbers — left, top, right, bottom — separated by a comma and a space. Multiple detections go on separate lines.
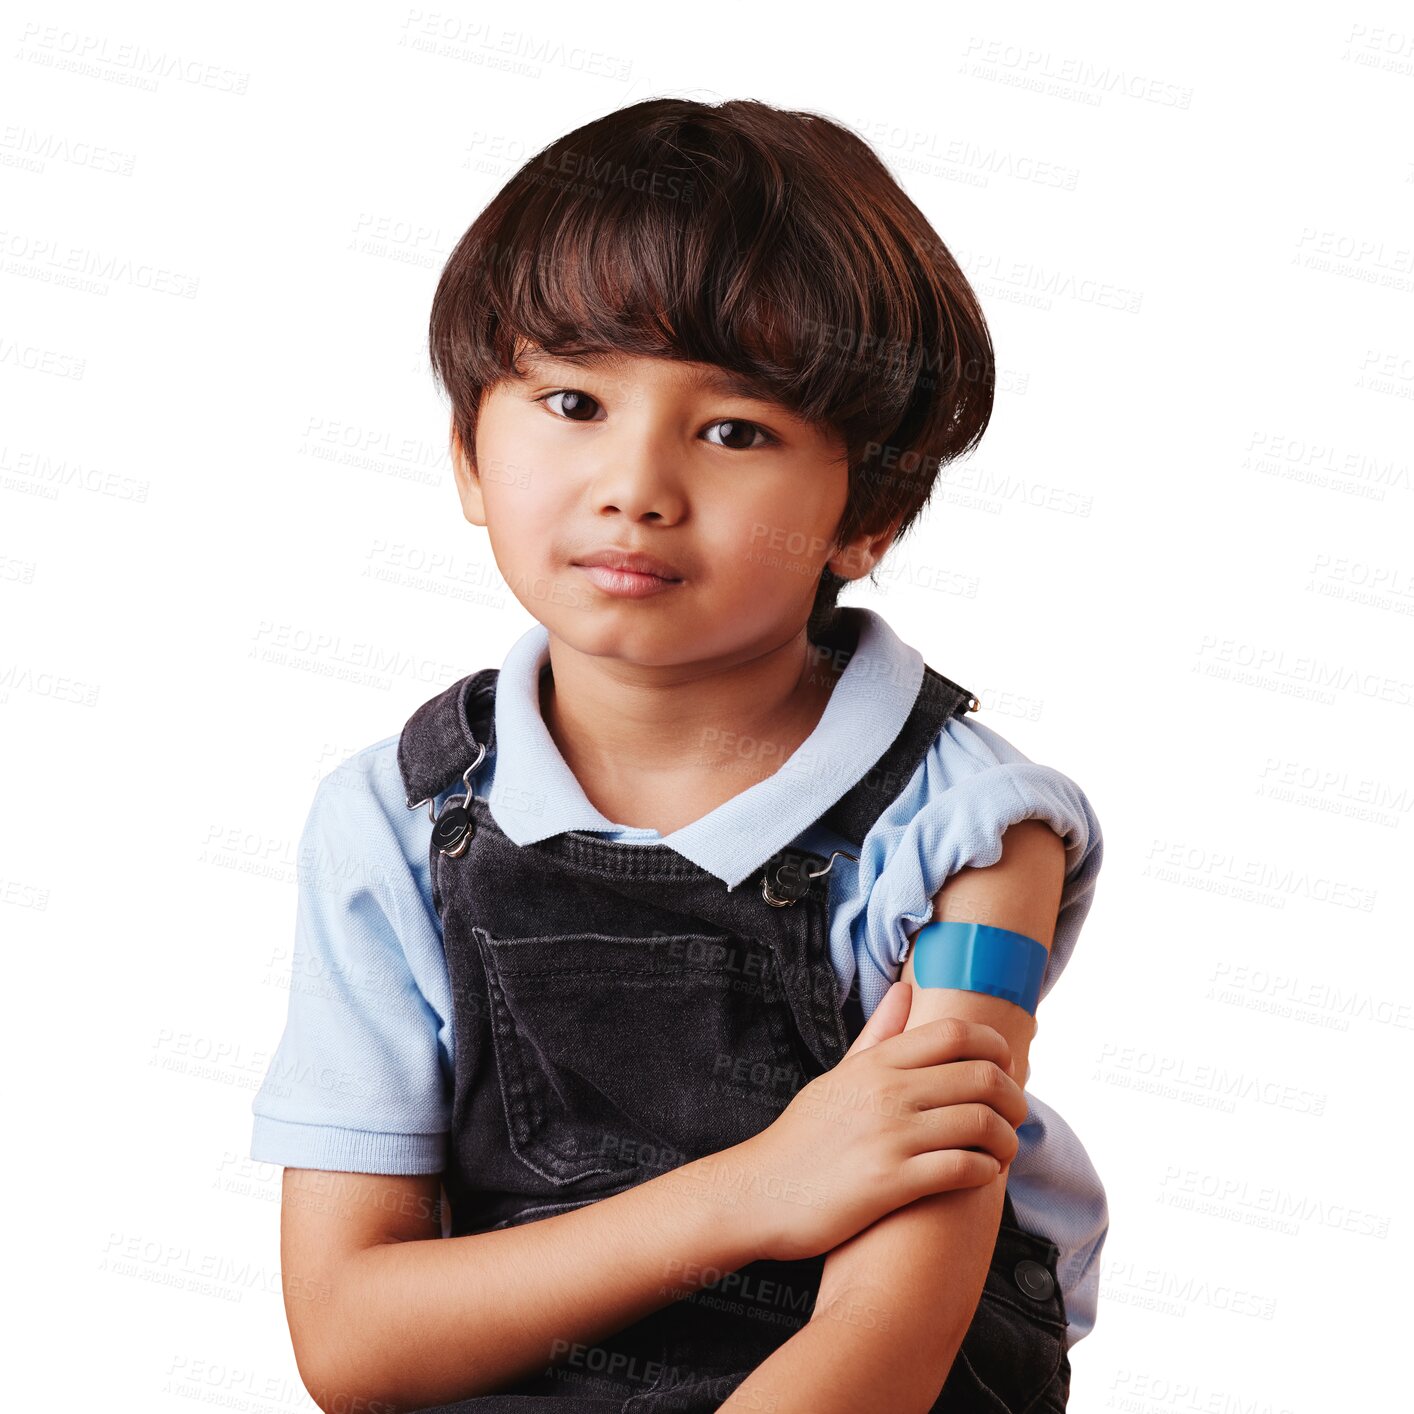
809, 814, 1074, 1374
900, 819, 1067, 1089
251, 760, 453, 1394
281, 1169, 443, 1395
808, 823, 1067, 1376
251, 762, 452, 1172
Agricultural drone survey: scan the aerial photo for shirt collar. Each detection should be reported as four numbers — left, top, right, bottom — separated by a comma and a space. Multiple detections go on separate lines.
487, 608, 924, 889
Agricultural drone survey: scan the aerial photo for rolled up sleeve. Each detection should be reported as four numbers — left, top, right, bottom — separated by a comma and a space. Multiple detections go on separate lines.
835, 714, 1104, 1021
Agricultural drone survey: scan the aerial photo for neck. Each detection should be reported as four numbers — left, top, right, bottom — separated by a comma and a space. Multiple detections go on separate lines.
538, 624, 847, 803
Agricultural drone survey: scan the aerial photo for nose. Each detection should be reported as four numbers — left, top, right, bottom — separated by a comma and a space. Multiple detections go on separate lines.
585, 432, 687, 525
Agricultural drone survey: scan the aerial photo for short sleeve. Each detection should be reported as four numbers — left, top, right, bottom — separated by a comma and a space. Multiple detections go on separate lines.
832, 713, 1104, 1021
249, 742, 453, 1173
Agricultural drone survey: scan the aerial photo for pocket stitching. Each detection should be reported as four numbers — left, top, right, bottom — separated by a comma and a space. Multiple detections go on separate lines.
963, 1285, 1068, 1413
980, 1279, 1068, 1333
476, 925, 805, 1187
478, 925, 634, 1186
953, 1349, 1013, 1413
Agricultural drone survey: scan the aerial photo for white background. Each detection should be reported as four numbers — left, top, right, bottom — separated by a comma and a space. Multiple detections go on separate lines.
5, 1, 1411, 1407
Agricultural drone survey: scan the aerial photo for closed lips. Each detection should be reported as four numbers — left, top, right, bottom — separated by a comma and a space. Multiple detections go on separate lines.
572, 550, 684, 580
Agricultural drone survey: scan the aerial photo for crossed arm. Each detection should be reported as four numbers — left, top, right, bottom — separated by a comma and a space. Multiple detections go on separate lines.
278, 820, 1065, 1410
718, 819, 1068, 1414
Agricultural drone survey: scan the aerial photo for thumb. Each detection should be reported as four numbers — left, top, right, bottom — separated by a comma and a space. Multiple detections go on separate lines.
843, 980, 913, 1059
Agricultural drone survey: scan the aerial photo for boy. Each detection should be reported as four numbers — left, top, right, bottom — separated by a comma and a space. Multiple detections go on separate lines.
252, 97, 1106, 1413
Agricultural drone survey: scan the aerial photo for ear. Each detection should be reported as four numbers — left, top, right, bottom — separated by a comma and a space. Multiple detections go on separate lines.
449, 420, 486, 528
826, 514, 903, 583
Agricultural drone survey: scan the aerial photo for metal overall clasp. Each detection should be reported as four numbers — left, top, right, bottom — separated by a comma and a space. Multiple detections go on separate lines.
408, 740, 487, 859
761, 848, 859, 907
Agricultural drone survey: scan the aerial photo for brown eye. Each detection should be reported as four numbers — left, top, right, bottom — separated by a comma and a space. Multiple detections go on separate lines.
539, 389, 603, 422
707, 419, 774, 451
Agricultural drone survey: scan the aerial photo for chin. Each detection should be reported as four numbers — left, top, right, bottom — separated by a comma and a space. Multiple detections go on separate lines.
541, 613, 700, 667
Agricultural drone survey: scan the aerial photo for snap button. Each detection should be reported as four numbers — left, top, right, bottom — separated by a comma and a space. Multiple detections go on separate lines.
431, 801, 474, 857
1013, 1259, 1055, 1302
762, 856, 812, 906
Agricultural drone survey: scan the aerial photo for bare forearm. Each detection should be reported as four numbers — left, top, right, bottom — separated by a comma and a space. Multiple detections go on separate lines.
312, 1150, 767, 1411
721, 1174, 1009, 1414
717, 1299, 934, 1414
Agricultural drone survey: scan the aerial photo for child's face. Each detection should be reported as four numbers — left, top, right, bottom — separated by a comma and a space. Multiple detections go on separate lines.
454, 347, 896, 668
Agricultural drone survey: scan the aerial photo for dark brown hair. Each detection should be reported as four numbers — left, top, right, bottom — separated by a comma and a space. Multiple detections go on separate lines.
429, 97, 994, 643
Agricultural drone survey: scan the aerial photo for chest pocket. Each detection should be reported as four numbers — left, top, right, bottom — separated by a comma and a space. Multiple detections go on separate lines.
474, 925, 813, 1187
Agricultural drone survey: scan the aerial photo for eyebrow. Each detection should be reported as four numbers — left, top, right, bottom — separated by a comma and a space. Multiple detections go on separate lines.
522, 349, 781, 407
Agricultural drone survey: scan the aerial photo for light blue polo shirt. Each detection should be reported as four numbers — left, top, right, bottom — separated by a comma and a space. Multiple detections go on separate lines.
250, 608, 1108, 1346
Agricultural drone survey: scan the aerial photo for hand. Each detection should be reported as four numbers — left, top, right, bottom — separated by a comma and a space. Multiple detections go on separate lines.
737, 982, 1028, 1263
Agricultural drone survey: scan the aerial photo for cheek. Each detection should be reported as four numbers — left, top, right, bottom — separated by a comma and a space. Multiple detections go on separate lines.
717, 486, 837, 575
481, 463, 572, 552
472, 399, 561, 514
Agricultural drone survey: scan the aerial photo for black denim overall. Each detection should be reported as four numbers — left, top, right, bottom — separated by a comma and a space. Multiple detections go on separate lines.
395, 617, 1072, 1413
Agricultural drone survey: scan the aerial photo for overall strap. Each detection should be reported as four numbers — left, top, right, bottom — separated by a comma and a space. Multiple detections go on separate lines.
396, 668, 500, 811
817, 662, 977, 849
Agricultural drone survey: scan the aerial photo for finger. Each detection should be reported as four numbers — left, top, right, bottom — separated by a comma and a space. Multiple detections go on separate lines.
842, 981, 912, 1059
875, 1016, 1014, 1076
901, 1101, 1021, 1169
900, 1058, 1029, 1131
900, 1147, 1004, 1200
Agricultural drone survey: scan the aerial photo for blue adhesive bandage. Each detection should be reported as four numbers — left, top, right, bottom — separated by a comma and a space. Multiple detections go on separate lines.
910, 921, 1048, 1016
